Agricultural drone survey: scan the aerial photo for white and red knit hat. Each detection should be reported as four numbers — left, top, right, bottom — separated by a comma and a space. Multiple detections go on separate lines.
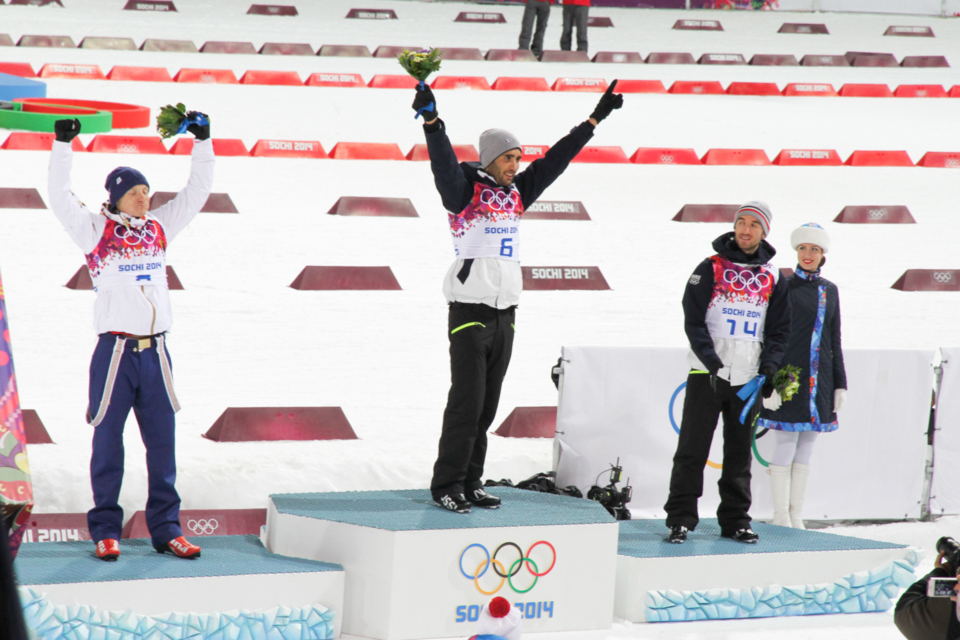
473, 597, 522, 640
734, 201, 773, 236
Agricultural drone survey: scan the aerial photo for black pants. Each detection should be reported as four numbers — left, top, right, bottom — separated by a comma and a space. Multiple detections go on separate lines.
560, 5, 589, 52
518, 0, 551, 58
663, 372, 756, 533
431, 303, 515, 498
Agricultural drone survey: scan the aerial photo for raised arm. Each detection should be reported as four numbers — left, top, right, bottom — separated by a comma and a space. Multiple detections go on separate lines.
414, 85, 473, 213
48, 119, 105, 254
149, 112, 214, 241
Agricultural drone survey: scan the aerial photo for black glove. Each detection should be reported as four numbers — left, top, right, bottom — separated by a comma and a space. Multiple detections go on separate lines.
760, 365, 776, 398
707, 360, 722, 393
412, 84, 438, 121
54, 118, 80, 143
589, 79, 623, 124
185, 111, 210, 140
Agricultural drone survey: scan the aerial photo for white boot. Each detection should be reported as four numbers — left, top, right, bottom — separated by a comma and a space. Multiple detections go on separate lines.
768, 464, 791, 526
790, 463, 811, 529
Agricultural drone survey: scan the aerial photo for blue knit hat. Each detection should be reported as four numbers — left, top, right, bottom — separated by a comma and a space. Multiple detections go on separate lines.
105, 167, 149, 206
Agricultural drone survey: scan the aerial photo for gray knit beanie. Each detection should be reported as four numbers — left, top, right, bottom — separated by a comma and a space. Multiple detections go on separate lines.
479, 128, 521, 169
734, 201, 773, 236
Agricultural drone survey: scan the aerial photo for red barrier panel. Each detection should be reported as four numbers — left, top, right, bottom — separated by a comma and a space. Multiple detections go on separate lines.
431, 76, 491, 90
107, 66, 173, 82
892, 270, 960, 292
123, 509, 266, 539
844, 150, 913, 167
592, 52, 643, 64
541, 51, 591, 63
239, 70, 303, 85
21, 514, 89, 544
779, 23, 828, 34
727, 82, 780, 96
80, 37, 137, 51
18, 98, 151, 128
839, 84, 893, 98
631, 148, 700, 165
329, 142, 405, 160
248, 4, 298, 15
289, 266, 401, 290
250, 139, 326, 158
260, 43, 314, 56
492, 77, 550, 92
327, 196, 419, 217
455, 11, 505, 23
834, 205, 915, 224
701, 149, 771, 165
673, 19, 722, 30
895, 84, 947, 98
673, 204, 738, 223
22, 410, 53, 444
800, 55, 849, 67
885, 25, 934, 37
66, 265, 183, 289
87, 135, 168, 154
368, 74, 418, 89
2, 132, 84, 152
0, 62, 36, 77
0, 188, 46, 209
750, 54, 799, 66
204, 407, 357, 442
646, 52, 696, 64
572, 146, 628, 163
952, 86, 960, 97
901, 56, 949, 68
174, 68, 238, 83
11, 0, 64, 4
435, 48, 484, 61
614, 79, 665, 93
200, 41, 257, 55
588, 16, 613, 27
17, 35, 74, 48
406, 143, 478, 162
151, 191, 239, 213
124, 0, 177, 10
485, 49, 537, 62
373, 46, 418, 58
773, 149, 843, 166
306, 72, 365, 87
850, 54, 899, 68
699, 53, 746, 65
917, 152, 960, 168
317, 44, 372, 57
494, 407, 556, 438
783, 83, 838, 97
140, 39, 197, 53
38, 63, 106, 80
669, 81, 724, 95
523, 201, 590, 220
552, 77, 608, 92
347, 8, 398, 19
0, 35, 10, 47
522, 266, 610, 290
521, 144, 549, 161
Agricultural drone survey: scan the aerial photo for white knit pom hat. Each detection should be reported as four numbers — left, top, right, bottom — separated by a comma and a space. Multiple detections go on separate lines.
790, 222, 831, 253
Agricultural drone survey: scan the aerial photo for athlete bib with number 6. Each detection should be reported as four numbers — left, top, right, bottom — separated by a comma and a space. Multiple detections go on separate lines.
705, 256, 779, 343
448, 183, 524, 261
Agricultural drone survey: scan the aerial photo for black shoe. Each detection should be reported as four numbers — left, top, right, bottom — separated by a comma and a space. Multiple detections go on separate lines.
722, 528, 759, 544
667, 525, 688, 543
466, 488, 501, 509
435, 493, 471, 514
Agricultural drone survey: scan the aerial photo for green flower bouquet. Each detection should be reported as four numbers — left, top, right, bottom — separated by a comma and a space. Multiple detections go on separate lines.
397, 48, 443, 86
156, 103, 188, 139
771, 364, 803, 401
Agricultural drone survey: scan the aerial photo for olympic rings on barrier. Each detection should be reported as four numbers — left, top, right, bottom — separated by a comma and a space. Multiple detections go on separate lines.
461, 541, 556, 595
186, 519, 219, 535
934, 272, 954, 284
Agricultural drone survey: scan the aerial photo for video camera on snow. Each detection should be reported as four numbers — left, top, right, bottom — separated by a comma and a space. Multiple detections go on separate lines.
587, 459, 632, 521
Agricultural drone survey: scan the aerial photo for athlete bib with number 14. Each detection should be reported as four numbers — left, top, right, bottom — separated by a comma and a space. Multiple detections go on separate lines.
704, 257, 778, 343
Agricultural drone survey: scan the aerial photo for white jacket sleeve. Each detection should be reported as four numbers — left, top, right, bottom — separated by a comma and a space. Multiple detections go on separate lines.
47, 140, 106, 254
150, 137, 215, 242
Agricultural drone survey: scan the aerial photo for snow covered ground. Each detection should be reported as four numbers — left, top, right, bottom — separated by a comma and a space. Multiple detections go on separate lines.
2, 1, 960, 638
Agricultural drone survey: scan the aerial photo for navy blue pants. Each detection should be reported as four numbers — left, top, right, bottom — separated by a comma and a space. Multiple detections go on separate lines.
86, 333, 182, 548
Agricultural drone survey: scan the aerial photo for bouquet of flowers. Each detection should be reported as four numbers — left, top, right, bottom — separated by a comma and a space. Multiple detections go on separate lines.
156, 103, 209, 139
770, 364, 802, 402
397, 48, 443, 85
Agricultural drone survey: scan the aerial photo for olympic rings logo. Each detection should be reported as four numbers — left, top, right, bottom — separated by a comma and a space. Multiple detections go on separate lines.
946, 159, 959, 168
868, 209, 888, 220
459, 541, 556, 595
933, 272, 954, 284
479, 189, 520, 213
659, 154, 675, 164
114, 223, 157, 247
723, 269, 771, 294
186, 519, 219, 535
117, 144, 140, 154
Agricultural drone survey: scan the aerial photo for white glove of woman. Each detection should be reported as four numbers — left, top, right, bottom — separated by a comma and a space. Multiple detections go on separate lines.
834, 388, 847, 412
763, 390, 782, 411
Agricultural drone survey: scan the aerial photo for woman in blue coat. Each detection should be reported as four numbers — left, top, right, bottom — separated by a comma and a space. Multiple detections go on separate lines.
758, 223, 847, 529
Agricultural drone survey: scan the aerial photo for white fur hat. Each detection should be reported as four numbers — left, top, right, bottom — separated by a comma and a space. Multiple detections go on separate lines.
476, 597, 522, 640
790, 222, 831, 253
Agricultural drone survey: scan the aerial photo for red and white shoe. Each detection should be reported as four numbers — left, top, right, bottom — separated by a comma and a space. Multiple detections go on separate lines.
157, 536, 201, 559
95, 539, 120, 561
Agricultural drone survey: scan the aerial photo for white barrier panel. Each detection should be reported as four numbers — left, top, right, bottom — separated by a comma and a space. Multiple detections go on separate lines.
931, 348, 960, 515
555, 346, 933, 521
818, 0, 952, 15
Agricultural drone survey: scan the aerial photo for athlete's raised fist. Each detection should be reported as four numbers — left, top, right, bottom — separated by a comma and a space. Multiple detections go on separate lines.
54, 118, 81, 143
412, 83, 438, 122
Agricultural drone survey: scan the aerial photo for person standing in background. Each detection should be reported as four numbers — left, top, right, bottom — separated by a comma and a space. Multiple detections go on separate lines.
560, 0, 590, 53
518, 0, 553, 59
